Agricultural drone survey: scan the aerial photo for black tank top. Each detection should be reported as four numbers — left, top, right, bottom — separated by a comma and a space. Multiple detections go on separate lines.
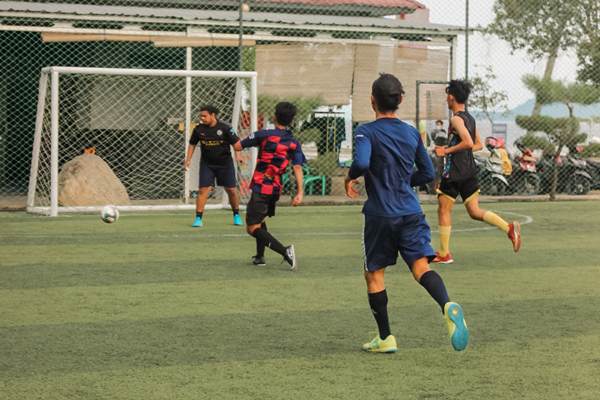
445, 111, 477, 180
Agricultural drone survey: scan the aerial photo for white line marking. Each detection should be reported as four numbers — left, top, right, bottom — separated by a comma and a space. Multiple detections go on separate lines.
1, 211, 533, 239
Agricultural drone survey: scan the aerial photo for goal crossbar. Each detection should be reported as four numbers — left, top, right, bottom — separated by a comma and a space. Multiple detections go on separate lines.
28, 67, 258, 216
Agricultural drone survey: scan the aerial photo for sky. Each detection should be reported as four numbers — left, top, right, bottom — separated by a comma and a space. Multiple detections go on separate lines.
422, 0, 580, 109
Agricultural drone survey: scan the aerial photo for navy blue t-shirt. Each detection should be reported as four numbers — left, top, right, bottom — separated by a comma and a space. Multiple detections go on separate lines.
348, 118, 434, 216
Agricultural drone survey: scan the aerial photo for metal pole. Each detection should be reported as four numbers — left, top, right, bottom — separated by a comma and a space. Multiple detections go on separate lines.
184, 46, 192, 205
238, 0, 243, 71
465, 0, 469, 80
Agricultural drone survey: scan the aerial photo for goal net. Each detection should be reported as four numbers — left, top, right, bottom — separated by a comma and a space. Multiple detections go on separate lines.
27, 67, 258, 216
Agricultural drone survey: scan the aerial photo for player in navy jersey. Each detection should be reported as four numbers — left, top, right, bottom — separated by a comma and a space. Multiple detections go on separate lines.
345, 73, 469, 353
233, 102, 306, 270
185, 105, 245, 227
433, 80, 521, 264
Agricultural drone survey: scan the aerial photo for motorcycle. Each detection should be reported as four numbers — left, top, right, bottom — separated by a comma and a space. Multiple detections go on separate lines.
509, 139, 540, 196
475, 137, 509, 196
537, 151, 592, 195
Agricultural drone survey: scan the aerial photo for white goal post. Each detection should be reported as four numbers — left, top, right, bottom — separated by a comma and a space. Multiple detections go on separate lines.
27, 67, 258, 216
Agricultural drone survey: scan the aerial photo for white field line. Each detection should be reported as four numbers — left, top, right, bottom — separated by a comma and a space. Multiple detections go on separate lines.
1, 211, 532, 239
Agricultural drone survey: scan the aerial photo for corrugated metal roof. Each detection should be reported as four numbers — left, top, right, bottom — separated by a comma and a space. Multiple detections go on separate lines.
252, 0, 425, 7
0, 2, 464, 32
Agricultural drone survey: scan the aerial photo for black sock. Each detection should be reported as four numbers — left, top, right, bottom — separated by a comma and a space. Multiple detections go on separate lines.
233, 209, 239, 216
251, 227, 286, 256
256, 222, 266, 257
196, 211, 203, 218
368, 290, 391, 340
419, 270, 451, 313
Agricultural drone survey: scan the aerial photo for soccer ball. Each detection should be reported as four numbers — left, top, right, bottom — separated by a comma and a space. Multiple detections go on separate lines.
100, 205, 119, 223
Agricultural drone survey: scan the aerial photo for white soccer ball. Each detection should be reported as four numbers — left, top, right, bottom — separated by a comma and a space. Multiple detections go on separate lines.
100, 205, 119, 223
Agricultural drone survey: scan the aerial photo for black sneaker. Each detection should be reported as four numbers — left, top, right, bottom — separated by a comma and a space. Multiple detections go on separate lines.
252, 255, 266, 266
284, 245, 297, 271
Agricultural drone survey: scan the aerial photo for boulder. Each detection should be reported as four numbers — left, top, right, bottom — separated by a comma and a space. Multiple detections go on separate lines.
58, 154, 130, 206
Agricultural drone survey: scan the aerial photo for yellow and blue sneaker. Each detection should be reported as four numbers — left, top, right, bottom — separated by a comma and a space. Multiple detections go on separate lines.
444, 302, 469, 351
234, 214, 243, 226
362, 335, 397, 353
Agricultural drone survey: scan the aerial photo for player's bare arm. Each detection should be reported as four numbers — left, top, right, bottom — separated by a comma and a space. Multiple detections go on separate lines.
472, 127, 483, 152
234, 149, 246, 165
435, 115, 473, 156
232, 142, 243, 152
184, 145, 195, 171
292, 164, 303, 206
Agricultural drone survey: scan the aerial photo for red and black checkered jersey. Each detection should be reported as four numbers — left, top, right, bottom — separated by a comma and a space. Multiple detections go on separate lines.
240, 128, 307, 195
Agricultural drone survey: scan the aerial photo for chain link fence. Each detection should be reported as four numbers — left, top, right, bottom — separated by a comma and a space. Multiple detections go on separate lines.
1, 0, 599, 210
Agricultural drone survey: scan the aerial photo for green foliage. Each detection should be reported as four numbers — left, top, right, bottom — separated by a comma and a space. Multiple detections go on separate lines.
306, 152, 339, 178
522, 75, 600, 116
515, 115, 585, 154
575, 1, 600, 87
519, 134, 555, 155
256, 94, 325, 125
580, 143, 600, 158
470, 65, 512, 124
485, 0, 581, 60
294, 127, 321, 145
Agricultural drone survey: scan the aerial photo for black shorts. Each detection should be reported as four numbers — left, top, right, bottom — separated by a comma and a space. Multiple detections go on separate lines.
436, 176, 480, 203
199, 161, 236, 188
246, 191, 280, 225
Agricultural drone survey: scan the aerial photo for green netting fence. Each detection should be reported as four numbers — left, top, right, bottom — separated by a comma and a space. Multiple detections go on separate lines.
1, 0, 600, 210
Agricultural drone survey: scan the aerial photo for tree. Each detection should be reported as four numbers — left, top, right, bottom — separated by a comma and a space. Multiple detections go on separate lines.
516, 76, 598, 199
575, 1, 600, 87
486, 0, 582, 119
516, 116, 585, 200
522, 75, 600, 117
469, 65, 512, 124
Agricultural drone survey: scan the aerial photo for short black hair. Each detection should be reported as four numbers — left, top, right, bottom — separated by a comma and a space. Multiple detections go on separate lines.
446, 79, 473, 104
435, 120, 443, 125
275, 102, 297, 126
200, 105, 219, 117
372, 73, 405, 113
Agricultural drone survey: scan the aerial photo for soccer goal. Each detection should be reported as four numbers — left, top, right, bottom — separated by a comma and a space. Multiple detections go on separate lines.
27, 67, 258, 216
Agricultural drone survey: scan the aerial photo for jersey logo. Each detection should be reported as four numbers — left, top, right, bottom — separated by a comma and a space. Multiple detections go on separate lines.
248, 133, 255, 140
356, 134, 364, 138
217, 130, 223, 136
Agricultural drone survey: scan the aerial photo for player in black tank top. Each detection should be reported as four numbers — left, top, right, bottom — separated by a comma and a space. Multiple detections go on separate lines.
432, 80, 522, 266
445, 111, 477, 180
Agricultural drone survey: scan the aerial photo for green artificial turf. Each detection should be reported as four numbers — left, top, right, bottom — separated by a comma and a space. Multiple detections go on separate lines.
1, 202, 599, 399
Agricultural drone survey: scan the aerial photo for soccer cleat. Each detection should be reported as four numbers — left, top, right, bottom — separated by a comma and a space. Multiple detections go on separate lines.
233, 214, 243, 226
444, 302, 469, 352
432, 251, 453, 264
192, 216, 202, 227
283, 245, 297, 271
508, 221, 521, 252
252, 255, 266, 266
362, 335, 397, 353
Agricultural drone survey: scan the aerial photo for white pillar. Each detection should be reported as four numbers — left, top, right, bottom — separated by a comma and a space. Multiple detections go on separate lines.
27, 71, 49, 210
50, 71, 59, 217
184, 46, 192, 204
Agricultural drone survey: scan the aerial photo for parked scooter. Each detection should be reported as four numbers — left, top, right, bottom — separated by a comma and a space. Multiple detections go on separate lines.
537, 148, 592, 195
509, 138, 540, 196
474, 136, 509, 196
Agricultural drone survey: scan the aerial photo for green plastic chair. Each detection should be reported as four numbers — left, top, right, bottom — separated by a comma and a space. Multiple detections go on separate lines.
302, 165, 326, 196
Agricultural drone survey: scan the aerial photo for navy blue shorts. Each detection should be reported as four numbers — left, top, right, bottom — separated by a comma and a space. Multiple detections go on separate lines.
199, 161, 236, 188
362, 213, 437, 272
